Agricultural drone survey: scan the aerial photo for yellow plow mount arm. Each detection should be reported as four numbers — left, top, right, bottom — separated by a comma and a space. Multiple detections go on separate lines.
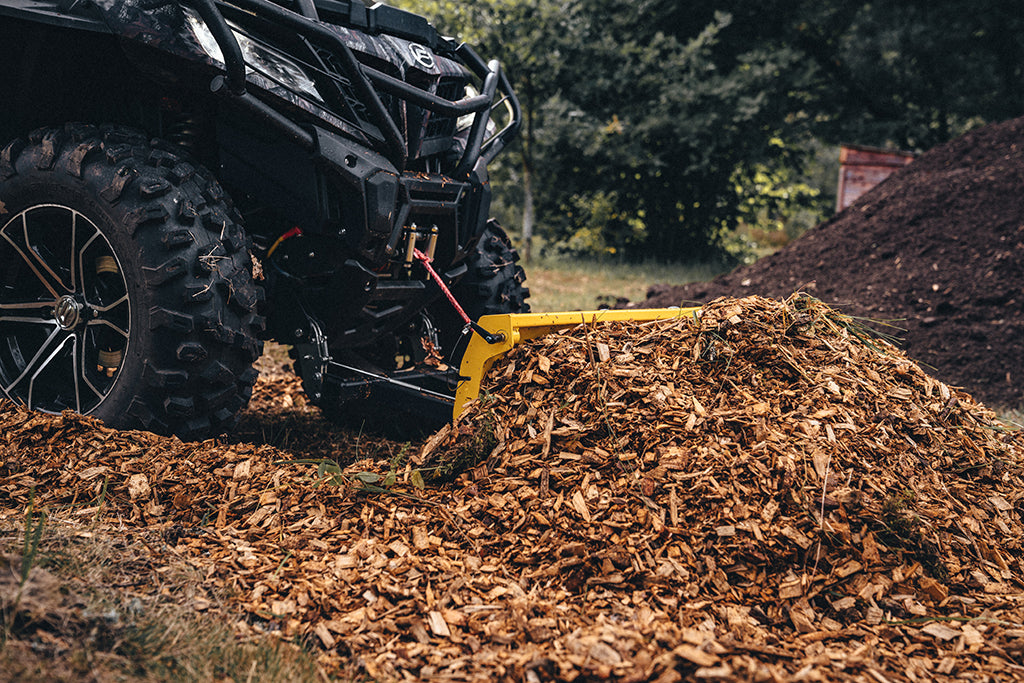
454, 307, 702, 420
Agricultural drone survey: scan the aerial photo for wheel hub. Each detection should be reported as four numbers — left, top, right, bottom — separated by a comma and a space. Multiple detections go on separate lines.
53, 295, 83, 330
1, 203, 131, 415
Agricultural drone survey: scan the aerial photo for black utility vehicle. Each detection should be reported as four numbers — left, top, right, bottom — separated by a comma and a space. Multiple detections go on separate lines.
0, 0, 529, 438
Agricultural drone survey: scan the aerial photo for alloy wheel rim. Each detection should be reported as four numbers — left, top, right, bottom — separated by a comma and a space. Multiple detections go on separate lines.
0, 204, 131, 414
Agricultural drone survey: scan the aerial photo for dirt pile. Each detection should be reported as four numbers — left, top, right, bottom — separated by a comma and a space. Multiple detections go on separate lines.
3, 296, 1024, 681
640, 117, 1024, 408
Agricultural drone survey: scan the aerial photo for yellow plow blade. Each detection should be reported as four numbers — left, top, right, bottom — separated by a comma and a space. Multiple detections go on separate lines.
454, 307, 702, 420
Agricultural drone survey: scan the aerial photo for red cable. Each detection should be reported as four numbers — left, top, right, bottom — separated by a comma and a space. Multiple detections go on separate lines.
415, 248, 505, 345
414, 248, 472, 326
267, 226, 303, 256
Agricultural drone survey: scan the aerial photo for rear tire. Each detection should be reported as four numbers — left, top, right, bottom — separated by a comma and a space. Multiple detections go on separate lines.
432, 219, 531, 354
455, 219, 531, 317
311, 220, 529, 436
0, 124, 263, 439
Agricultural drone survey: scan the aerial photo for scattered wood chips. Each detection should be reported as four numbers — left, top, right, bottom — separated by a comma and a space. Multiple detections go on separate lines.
3, 295, 1024, 682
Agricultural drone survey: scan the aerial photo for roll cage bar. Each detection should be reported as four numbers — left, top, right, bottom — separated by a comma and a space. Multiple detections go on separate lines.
186, 0, 521, 175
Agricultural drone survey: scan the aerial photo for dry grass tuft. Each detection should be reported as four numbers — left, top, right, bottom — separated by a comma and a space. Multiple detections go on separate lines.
0, 522, 320, 683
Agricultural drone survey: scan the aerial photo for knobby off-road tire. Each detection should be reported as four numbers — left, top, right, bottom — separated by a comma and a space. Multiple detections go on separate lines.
312, 220, 529, 437
454, 219, 531, 318
0, 124, 263, 440
433, 219, 531, 355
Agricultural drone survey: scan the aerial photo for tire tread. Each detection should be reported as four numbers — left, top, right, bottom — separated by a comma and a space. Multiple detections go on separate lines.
0, 123, 263, 438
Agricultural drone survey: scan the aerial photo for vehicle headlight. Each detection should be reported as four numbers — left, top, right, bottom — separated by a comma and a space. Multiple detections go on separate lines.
184, 8, 322, 103
456, 84, 509, 140
456, 85, 479, 132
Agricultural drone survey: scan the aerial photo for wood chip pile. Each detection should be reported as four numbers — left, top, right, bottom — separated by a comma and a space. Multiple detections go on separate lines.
3, 295, 1024, 682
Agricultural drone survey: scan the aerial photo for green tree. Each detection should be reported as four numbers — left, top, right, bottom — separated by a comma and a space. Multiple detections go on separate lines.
389, 0, 1024, 261
788, 0, 1024, 148
536, 6, 812, 260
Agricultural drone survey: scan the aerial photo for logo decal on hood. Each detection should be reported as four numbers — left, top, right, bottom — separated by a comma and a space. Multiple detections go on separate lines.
409, 43, 436, 70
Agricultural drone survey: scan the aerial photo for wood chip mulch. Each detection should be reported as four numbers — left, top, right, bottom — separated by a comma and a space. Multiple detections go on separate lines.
2, 294, 1024, 682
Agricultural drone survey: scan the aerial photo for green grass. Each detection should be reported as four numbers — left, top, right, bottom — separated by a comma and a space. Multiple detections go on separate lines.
0, 521, 321, 683
998, 407, 1023, 429
523, 255, 727, 312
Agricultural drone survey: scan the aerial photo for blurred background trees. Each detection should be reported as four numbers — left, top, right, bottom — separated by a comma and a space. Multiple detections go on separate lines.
394, 0, 1024, 263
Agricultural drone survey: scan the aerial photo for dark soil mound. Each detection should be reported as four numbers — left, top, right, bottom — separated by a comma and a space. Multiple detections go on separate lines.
640, 117, 1024, 408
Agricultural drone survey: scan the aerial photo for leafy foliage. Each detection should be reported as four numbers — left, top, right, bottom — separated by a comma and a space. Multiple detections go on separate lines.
393, 0, 1024, 260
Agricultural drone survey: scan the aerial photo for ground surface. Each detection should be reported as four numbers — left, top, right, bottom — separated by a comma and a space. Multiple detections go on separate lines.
640, 116, 1024, 409
4, 297, 1024, 682
3, 119, 1024, 682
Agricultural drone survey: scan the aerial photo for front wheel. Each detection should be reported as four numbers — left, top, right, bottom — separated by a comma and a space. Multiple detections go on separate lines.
0, 124, 263, 439
311, 220, 529, 436
431, 219, 531, 355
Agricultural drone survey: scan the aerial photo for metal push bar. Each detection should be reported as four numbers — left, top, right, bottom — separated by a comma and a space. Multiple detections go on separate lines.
453, 307, 703, 420
182, 0, 521, 174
